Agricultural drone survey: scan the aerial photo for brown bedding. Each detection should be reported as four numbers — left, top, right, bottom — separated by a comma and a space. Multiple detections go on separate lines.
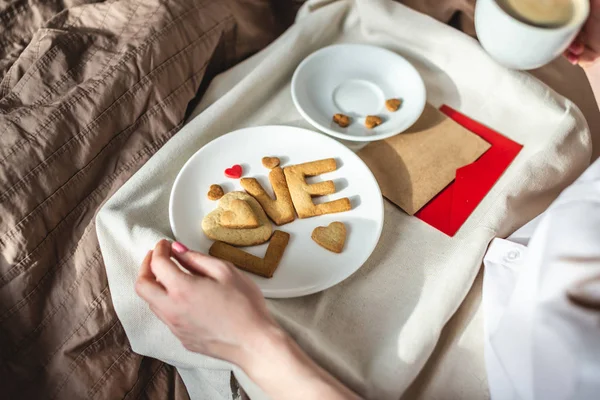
0, 0, 299, 398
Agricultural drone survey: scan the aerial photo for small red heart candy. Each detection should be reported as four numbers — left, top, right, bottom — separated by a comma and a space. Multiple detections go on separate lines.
224, 164, 242, 179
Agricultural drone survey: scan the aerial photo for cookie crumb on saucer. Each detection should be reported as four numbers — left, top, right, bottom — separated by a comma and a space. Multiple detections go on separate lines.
385, 98, 402, 112
333, 113, 350, 128
365, 115, 382, 129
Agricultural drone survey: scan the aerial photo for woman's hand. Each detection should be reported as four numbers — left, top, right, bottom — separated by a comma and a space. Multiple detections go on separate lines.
136, 240, 362, 399
134, 240, 279, 366
566, 0, 600, 69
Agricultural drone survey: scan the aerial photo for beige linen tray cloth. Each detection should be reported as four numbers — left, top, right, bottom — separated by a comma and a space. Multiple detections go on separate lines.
96, 0, 592, 399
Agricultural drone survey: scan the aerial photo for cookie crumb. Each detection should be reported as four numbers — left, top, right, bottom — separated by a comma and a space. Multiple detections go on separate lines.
207, 184, 224, 201
333, 113, 350, 128
365, 115, 382, 129
385, 98, 402, 112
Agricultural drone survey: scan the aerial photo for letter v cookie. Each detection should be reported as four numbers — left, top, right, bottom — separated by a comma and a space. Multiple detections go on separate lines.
240, 167, 295, 225
283, 158, 351, 219
209, 230, 290, 278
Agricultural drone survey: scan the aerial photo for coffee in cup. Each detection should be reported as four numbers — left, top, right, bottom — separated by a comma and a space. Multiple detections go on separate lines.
495, 0, 575, 28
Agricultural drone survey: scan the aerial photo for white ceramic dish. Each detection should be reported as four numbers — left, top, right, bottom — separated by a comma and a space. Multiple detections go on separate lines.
291, 44, 426, 142
169, 126, 384, 298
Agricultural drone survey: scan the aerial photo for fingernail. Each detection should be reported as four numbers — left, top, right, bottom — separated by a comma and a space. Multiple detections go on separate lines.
567, 53, 579, 65
568, 42, 581, 52
172, 241, 189, 253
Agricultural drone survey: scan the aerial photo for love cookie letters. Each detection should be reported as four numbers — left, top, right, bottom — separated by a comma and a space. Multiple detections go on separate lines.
283, 158, 351, 218
240, 167, 295, 225
209, 230, 290, 278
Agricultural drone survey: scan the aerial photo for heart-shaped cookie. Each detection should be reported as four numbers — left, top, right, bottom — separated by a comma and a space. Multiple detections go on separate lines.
365, 115, 382, 129
207, 184, 224, 200
202, 192, 272, 246
333, 113, 350, 128
385, 98, 402, 112
220, 199, 259, 228
311, 221, 346, 253
262, 156, 280, 169
225, 164, 243, 179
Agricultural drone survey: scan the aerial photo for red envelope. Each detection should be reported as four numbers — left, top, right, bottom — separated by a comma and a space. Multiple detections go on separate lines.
414, 105, 523, 236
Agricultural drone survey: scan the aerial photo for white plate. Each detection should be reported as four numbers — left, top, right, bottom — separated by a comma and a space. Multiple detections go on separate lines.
169, 126, 384, 298
291, 44, 426, 142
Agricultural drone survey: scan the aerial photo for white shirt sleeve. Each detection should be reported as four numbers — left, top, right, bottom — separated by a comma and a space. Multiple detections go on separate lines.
483, 158, 600, 400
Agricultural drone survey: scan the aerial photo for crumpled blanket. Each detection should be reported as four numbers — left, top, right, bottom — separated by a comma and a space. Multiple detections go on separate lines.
0, 0, 294, 398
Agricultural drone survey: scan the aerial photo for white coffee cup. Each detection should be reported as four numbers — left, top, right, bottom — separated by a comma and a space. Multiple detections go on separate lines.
475, 0, 590, 70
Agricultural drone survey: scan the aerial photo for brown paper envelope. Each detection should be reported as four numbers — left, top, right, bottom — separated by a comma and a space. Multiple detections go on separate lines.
358, 104, 491, 215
